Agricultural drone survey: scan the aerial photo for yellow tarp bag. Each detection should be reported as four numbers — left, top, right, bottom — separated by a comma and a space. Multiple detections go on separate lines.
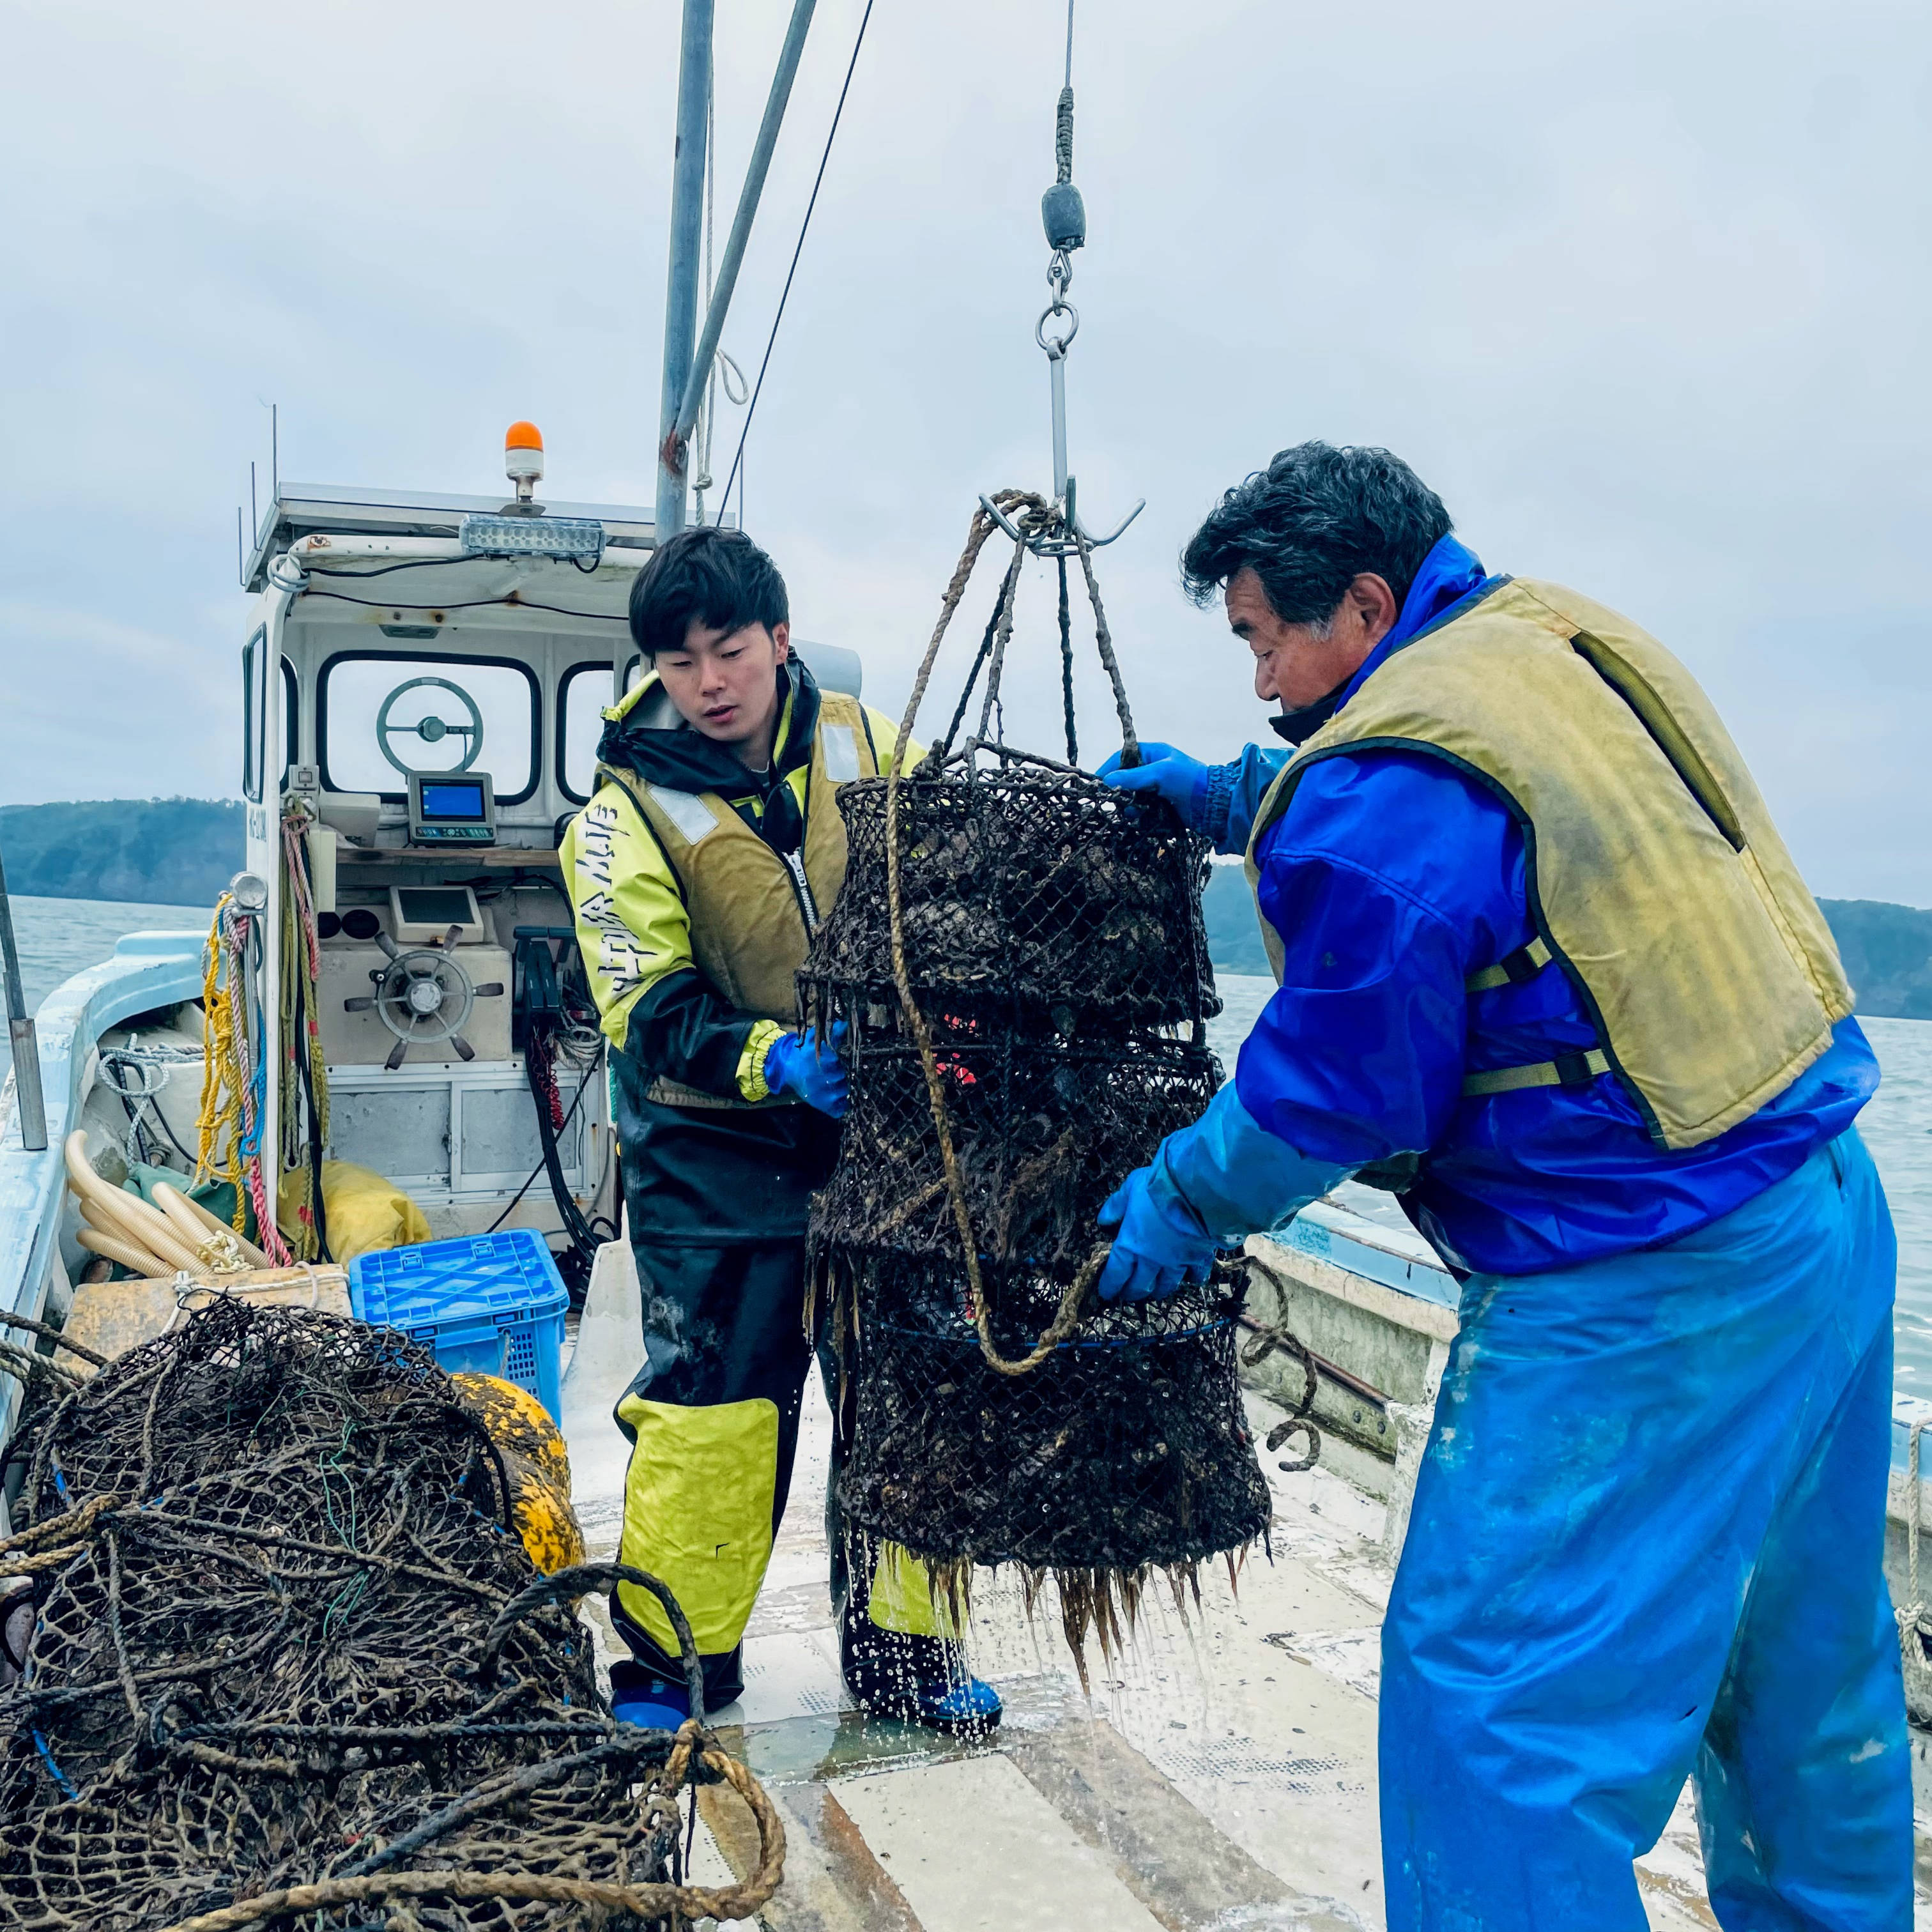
278, 1160, 432, 1262
452, 1372, 586, 1575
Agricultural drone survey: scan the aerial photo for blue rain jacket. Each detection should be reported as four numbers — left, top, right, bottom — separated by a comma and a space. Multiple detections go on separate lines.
1204, 537, 1879, 1276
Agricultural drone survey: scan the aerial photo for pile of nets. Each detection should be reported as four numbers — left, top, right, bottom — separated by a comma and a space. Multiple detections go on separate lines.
804, 495, 1273, 1668
0, 1300, 783, 1931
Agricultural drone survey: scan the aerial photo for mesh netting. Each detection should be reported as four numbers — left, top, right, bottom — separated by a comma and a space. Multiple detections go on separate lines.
801, 765, 1220, 1027
0, 1301, 781, 1932
808, 1025, 1221, 1268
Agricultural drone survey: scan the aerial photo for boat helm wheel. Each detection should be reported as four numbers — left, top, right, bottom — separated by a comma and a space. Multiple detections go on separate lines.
376, 675, 486, 776
344, 926, 505, 1070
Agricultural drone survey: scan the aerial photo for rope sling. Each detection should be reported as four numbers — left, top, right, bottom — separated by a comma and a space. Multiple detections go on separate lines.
884, 491, 1142, 1376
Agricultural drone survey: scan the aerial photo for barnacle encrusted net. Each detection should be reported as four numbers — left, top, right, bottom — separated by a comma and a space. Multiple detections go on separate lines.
0, 1301, 781, 1931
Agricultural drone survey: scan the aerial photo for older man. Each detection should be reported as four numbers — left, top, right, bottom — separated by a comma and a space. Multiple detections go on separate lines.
1098, 443, 1910, 1928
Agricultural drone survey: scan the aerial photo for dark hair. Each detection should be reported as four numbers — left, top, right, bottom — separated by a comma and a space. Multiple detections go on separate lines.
628, 525, 790, 659
1180, 442, 1452, 626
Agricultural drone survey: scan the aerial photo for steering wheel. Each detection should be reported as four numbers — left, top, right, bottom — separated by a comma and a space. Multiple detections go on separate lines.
343, 930, 506, 1070
376, 676, 485, 776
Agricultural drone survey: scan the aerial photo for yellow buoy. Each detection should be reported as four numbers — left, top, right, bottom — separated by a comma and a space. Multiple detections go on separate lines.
452, 1372, 587, 1575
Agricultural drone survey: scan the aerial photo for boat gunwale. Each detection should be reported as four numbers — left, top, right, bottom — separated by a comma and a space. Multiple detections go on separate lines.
0, 929, 206, 1445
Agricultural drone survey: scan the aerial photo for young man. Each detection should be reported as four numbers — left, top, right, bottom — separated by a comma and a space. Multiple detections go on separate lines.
1097, 444, 1908, 1928
564, 525, 999, 1734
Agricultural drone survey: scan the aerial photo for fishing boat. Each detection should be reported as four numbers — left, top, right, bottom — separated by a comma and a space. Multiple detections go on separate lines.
4, 3, 1931, 1924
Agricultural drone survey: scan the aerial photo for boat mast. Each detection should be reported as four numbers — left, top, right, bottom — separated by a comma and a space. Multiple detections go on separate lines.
657, 0, 822, 541
656, 0, 715, 542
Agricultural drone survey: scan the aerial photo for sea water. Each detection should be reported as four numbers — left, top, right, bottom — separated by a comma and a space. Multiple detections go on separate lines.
5, 908, 1931, 1399
0, 895, 210, 1083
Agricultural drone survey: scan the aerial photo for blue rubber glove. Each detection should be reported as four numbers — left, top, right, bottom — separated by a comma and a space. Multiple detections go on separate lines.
1096, 1084, 1357, 1302
1096, 742, 1211, 832
1096, 1156, 1218, 1302
765, 1022, 849, 1117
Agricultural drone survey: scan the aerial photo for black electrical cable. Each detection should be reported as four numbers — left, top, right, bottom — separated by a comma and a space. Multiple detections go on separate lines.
300, 590, 627, 622
296, 1036, 332, 1264
526, 1040, 600, 1305
716, 0, 877, 519
483, 1054, 597, 1236
306, 558, 494, 581
305, 551, 625, 583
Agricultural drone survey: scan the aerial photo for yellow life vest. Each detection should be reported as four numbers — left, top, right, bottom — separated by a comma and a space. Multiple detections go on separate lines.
1244, 578, 1851, 1152
597, 686, 879, 1107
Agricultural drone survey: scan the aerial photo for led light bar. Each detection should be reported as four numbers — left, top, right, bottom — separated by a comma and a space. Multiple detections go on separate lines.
458, 513, 606, 565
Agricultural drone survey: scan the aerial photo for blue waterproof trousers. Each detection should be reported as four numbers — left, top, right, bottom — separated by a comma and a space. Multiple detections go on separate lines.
1381, 1131, 1913, 1929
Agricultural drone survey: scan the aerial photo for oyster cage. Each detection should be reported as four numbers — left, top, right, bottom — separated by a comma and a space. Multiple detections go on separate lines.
827, 1251, 1273, 1575
801, 760, 1220, 1029
803, 754, 1269, 1644
802, 499, 1275, 1662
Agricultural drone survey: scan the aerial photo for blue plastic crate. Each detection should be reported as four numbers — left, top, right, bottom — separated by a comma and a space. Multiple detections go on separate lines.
348, 1229, 569, 1422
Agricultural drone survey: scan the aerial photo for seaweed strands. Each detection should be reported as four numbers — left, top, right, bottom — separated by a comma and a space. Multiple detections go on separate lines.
0, 1300, 784, 1931
802, 494, 1272, 1677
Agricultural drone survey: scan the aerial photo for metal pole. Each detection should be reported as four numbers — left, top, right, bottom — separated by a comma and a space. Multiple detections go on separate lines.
672, 0, 818, 450
1048, 348, 1070, 503
656, 0, 716, 542
0, 839, 47, 1153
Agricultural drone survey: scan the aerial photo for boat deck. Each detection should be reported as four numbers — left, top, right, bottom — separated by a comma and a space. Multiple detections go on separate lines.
559, 1261, 1883, 1931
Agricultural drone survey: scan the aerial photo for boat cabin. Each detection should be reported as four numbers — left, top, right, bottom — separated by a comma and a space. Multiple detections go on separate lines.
236, 443, 859, 1239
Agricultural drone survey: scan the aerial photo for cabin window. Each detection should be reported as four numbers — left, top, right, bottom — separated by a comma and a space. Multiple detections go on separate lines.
280, 657, 300, 788
556, 660, 618, 804
318, 652, 541, 803
241, 627, 268, 804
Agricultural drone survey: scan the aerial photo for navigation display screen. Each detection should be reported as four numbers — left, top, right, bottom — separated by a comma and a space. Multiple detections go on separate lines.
420, 781, 487, 821
397, 887, 478, 928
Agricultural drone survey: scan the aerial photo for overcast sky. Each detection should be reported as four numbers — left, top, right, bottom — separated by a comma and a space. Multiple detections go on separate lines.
3, 0, 1929, 901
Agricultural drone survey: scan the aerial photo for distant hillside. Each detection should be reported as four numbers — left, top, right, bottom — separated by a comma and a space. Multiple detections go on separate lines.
0, 799, 243, 907
1818, 900, 1932, 1022
1208, 864, 1932, 1022
1204, 862, 1272, 976
4, 802, 1929, 1022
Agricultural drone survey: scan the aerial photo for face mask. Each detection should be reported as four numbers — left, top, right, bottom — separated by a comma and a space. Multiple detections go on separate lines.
1268, 680, 1349, 747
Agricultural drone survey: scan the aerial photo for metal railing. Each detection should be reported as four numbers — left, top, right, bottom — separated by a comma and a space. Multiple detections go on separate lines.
0, 838, 45, 1152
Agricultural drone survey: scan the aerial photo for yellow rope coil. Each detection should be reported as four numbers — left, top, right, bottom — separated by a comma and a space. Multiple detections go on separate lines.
194, 894, 249, 1232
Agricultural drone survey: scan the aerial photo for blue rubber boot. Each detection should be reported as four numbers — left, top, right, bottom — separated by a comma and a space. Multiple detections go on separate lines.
841, 1618, 1002, 1736
608, 1658, 692, 1734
